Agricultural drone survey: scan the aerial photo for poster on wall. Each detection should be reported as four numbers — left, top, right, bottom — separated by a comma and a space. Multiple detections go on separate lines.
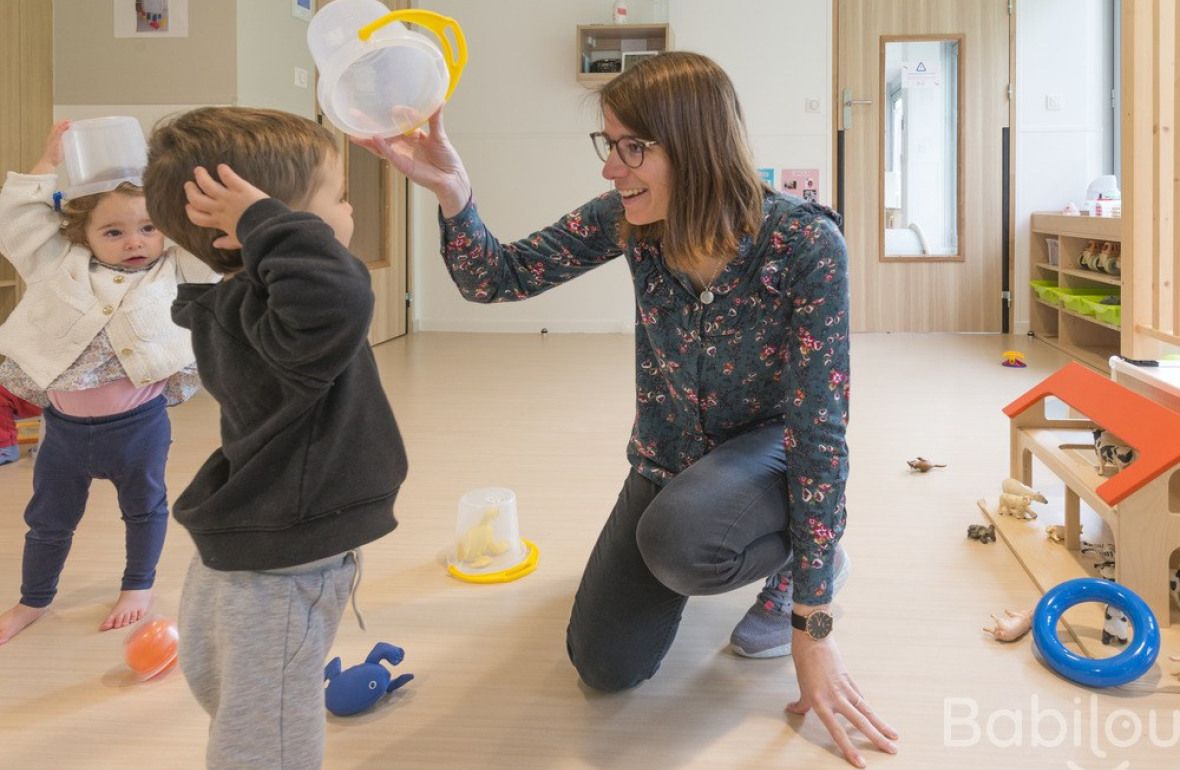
757, 168, 776, 188
781, 168, 820, 202
114, 0, 190, 38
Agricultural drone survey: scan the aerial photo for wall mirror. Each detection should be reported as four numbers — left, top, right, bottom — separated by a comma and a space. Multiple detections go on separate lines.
881, 36, 963, 261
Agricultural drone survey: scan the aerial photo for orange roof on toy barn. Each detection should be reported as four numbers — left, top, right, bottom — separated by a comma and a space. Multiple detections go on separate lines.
1003, 362, 1180, 505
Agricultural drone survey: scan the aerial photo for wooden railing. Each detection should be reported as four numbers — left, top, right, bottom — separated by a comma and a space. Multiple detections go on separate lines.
1122, 0, 1180, 357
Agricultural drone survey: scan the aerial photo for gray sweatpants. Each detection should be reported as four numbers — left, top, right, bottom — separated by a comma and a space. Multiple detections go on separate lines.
178, 551, 358, 770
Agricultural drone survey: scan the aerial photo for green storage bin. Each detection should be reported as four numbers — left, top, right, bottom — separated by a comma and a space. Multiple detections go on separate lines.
1075, 294, 1121, 317
1030, 279, 1056, 303
1048, 285, 1119, 308
1093, 303, 1121, 326
1066, 291, 1118, 316
1062, 293, 1110, 315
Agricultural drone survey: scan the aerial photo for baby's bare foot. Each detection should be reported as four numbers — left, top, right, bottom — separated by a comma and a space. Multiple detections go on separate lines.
0, 603, 49, 644
101, 589, 152, 631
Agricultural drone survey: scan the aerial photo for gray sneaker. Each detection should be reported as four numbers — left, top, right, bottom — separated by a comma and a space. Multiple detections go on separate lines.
729, 545, 850, 659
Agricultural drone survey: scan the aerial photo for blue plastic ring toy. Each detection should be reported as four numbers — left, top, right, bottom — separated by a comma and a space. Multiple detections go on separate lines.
1032, 578, 1160, 688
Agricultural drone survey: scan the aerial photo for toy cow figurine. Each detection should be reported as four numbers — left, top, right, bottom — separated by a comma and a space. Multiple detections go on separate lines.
1093, 429, 1136, 476
324, 642, 414, 717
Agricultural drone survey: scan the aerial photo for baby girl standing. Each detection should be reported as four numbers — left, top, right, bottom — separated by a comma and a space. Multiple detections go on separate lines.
0, 120, 218, 644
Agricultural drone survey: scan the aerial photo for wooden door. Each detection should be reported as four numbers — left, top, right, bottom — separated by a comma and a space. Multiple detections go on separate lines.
316, 0, 410, 344
837, 0, 1010, 332
0, 0, 53, 326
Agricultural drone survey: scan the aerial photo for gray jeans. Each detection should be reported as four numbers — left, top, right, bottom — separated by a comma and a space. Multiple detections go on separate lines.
566, 423, 792, 691
179, 552, 358, 770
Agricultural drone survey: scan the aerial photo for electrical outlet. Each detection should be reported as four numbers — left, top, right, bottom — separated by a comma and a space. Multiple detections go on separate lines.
1045, 94, 1062, 111
294, 67, 309, 89
805, 98, 821, 113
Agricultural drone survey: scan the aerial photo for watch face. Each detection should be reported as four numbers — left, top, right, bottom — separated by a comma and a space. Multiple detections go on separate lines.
806, 611, 834, 640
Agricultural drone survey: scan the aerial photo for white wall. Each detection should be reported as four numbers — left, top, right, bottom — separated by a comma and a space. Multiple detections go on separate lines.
54, 1, 315, 151
237, 0, 317, 119
411, 0, 833, 333
1014, 0, 1115, 331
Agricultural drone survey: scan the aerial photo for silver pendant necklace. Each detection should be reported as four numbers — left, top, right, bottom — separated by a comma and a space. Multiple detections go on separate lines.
695, 259, 725, 305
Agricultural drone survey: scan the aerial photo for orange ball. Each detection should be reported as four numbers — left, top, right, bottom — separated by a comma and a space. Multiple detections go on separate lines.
124, 616, 179, 680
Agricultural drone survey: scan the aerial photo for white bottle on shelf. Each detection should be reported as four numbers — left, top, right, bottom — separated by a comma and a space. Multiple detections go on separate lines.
613, 0, 629, 24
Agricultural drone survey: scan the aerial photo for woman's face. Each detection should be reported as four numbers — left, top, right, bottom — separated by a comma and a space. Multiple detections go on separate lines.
600, 108, 671, 225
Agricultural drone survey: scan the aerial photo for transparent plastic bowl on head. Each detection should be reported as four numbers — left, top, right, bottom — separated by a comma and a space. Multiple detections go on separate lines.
61, 116, 148, 200
308, 0, 467, 139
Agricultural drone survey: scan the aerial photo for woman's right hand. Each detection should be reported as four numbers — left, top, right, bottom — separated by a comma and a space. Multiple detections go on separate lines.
31, 121, 71, 175
350, 108, 471, 218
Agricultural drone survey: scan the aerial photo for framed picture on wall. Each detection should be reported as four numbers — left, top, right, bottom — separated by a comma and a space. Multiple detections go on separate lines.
114, 0, 189, 38
622, 51, 659, 71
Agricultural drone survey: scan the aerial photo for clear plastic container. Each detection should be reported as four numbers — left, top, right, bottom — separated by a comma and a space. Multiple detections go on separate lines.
61, 116, 147, 200
1044, 237, 1060, 266
308, 1, 467, 138
447, 487, 538, 583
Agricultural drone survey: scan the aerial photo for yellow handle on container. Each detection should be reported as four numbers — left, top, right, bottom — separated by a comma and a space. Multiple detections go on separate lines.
358, 9, 468, 102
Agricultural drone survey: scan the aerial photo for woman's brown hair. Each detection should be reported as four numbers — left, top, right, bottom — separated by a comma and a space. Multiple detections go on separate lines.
143, 106, 338, 273
599, 51, 771, 272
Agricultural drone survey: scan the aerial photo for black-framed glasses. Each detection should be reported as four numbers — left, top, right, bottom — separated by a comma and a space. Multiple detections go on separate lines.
589, 132, 658, 169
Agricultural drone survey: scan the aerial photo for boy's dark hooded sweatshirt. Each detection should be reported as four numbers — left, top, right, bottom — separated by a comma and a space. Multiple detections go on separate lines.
171, 198, 406, 571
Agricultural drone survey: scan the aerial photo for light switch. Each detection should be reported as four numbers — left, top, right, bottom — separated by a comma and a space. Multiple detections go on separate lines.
805, 98, 821, 113
1045, 94, 1062, 111
294, 67, 309, 89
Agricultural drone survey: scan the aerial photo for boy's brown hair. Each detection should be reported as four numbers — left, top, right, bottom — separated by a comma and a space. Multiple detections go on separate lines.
60, 182, 145, 246
599, 51, 771, 273
144, 106, 338, 272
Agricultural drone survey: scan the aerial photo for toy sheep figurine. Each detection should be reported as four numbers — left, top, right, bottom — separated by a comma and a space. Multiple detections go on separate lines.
996, 478, 1046, 519
998, 493, 1037, 519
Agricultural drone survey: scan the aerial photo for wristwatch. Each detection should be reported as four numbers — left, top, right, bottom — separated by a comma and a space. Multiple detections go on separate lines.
791, 609, 834, 641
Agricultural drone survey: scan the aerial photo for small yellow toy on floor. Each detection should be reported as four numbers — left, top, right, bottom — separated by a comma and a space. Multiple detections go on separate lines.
455, 506, 510, 568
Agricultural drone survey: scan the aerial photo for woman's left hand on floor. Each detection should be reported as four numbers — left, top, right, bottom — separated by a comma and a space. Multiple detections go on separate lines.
787, 635, 899, 767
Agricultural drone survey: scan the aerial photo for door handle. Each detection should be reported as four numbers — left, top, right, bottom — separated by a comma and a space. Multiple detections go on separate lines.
842, 88, 873, 129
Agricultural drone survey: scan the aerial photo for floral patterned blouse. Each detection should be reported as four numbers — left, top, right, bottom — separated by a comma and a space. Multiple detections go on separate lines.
439, 191, 851, 603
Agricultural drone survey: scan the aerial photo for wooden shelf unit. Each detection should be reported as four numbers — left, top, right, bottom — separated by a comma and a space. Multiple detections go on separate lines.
576, 23, 671, 86
1029, 212, 1123, 371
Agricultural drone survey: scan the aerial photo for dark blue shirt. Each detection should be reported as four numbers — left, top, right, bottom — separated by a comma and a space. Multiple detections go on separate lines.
439, 191, 850, 602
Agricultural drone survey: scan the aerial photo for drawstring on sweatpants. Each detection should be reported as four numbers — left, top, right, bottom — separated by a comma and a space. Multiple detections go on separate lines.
347, 549, 366, 631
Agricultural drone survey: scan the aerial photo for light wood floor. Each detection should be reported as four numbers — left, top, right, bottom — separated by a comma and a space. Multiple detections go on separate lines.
1, 332, 1178, 769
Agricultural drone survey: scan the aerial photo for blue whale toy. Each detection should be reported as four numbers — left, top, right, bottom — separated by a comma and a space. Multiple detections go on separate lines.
324, 642, 414, 716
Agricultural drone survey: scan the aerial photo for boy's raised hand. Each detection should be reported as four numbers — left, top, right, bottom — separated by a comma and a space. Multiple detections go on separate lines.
31, 121, 71, 175
184, 164, 269, 250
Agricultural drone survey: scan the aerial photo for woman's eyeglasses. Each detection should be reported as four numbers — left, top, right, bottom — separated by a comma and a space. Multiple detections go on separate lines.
589, 132, 658, 169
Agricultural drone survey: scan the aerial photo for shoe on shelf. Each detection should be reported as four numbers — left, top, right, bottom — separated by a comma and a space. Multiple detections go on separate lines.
729, 545, 850, 659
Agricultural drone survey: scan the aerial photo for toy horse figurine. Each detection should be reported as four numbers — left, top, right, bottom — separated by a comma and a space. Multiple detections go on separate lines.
324, 642, 414, 717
